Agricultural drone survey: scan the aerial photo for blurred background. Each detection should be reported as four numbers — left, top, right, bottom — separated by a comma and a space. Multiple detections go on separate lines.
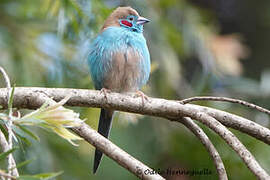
0, 0, 270, 179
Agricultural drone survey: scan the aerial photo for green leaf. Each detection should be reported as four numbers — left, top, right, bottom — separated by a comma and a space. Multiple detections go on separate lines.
0, 124, 8, 137
34, 171, 63, 179
17, 125, 40, 141
18, 171, 63, 180
12, 125, 32, 140
14, 118, 45, 126
38, 101, 49, 111
18, 176, 40, 180
69, 0, 84, 17
0, 147, 17, 161
14, 158, 35, 169
7, 85, 15, 115
16, 133, 32, 146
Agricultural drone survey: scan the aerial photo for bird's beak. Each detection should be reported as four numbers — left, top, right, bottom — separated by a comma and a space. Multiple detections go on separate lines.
137, 16, 150, 25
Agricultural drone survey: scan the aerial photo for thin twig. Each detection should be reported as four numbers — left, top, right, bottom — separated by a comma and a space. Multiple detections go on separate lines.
186, 112, 269, 180
1, 87, 269, 146
0, 68, 10, 104
180, 96, 270, 116
0, 170, 16, 180
0, 132, 18, 177
72, 123, 165, 180
0, 131, 7, 180
189, 104, 270, 145
178, 117, 227, 180
0, 67, 18, 178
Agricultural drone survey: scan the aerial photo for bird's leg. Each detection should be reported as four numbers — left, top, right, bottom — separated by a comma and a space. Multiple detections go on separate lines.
100, 88, 111, 102
134, 90, 149, 107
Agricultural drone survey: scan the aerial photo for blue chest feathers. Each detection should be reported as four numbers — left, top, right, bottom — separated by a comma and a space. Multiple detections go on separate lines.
88, 27, 151, 92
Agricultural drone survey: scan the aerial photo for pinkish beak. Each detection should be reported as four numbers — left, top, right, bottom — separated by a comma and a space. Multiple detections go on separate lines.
136, 16, 150, 25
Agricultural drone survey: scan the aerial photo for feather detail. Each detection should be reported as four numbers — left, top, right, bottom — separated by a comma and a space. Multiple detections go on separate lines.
88, 27, 150, 91
93, 108, 114, 173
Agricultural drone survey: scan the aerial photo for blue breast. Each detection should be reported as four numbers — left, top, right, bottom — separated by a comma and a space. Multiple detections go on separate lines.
88, 27, 151, 90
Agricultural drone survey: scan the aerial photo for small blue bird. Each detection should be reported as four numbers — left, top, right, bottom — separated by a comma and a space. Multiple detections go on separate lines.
87, 7, 151, 173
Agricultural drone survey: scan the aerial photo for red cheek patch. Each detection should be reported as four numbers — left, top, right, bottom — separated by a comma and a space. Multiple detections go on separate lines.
121, 20, 132, 27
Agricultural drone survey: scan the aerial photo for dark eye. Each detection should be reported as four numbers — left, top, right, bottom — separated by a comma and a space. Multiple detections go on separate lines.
129, 17, 134, 21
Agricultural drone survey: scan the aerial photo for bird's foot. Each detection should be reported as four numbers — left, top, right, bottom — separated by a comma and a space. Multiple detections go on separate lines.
134, 91, 149, 107
100, 88, 111, 101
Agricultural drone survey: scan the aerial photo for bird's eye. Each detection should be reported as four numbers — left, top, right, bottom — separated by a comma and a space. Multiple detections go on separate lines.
129, 17, 134, 21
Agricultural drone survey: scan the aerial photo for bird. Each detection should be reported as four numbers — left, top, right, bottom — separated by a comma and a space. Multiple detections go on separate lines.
87, 6, 151, 173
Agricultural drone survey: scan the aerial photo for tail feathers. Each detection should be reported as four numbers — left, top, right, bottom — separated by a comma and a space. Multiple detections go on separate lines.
93, 108, 114, 174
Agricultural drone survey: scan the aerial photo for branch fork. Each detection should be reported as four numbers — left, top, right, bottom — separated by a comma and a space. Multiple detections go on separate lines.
0, 66, 270, 179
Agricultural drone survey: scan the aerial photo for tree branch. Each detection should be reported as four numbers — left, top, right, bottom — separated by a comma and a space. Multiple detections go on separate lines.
176, 114, 269, 179
179, 117, 227, 180
0, 68, 11, 100
189, 104, 270, 145
72, 123, 164, 180
0, 67, 18, 178
0, 87, 269, 179
1, 87, 269, 145
0, 89, 165, 180
0, 170, 16, 180
0, 131, 18, 178
180, 96, 270, 116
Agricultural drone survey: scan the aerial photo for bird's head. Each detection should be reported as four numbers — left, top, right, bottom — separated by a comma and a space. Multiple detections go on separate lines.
102, 7, 150, 33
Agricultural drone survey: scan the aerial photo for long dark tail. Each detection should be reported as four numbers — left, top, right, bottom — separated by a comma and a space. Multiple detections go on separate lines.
93, 108, 114, 174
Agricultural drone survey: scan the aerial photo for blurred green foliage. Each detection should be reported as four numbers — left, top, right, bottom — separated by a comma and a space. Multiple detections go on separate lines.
0, 0, 270, 179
